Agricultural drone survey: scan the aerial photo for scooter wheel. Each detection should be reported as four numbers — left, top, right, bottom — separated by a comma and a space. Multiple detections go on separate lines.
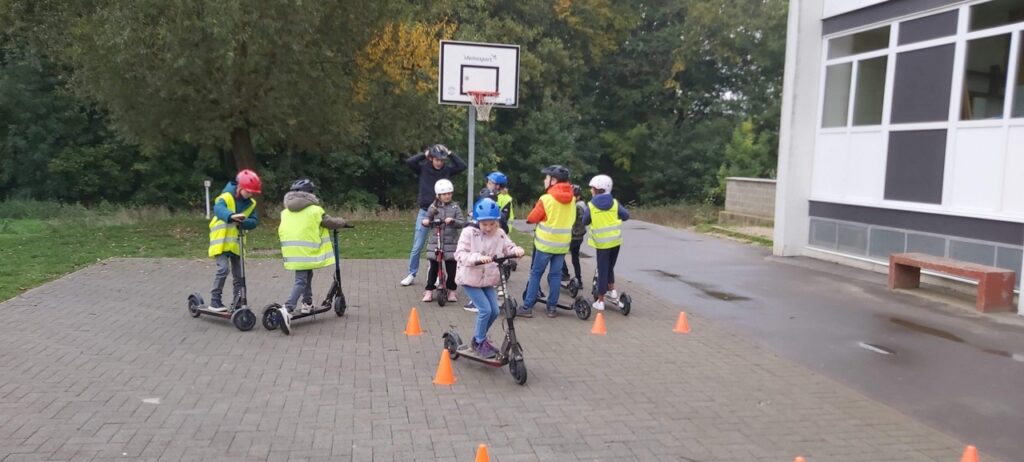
509, 357, 527, 385
573, 298, 592, 320
591, 283, 599, 301
443, 333, 460, 360
334, 293, 347, 317
437, 289, 447, 307
262, 303, 281, 330
620, 294, 632, 316
187, 293, 203, 318
232, 308, 256, 331
568, 279, 580, 298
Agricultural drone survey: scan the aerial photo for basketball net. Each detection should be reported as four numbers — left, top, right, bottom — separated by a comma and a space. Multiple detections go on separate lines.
467, 91, 499, 122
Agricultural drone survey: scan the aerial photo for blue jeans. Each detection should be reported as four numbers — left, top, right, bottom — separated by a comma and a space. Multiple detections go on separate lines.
210, 253, 242, 307
523, 250, 566, 312
406, 209, 429, 277
285, 270, 314, 310
464, 286, 500, 344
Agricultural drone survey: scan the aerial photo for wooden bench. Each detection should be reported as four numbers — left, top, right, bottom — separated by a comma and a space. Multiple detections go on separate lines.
888, 252, 1016, 312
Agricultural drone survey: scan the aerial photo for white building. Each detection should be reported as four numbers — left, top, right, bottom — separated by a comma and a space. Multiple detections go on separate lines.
774, 0, 1024, 313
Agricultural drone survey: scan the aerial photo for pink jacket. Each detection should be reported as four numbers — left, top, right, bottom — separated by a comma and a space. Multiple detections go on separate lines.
455, 225, 519, 288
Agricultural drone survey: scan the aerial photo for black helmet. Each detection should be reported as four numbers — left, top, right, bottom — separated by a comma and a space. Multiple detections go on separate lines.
478, 187, 497, 202
541, 165, 570, 182
572, 184, 582, 198
290, 178, 315, 193
428, 144, 450, 160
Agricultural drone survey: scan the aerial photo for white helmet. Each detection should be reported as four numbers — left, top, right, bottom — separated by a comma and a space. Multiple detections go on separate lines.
589, 174, 613, 193
434, 179, 454, 195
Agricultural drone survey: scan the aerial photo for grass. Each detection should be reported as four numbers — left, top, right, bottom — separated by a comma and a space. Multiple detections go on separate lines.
0, 200, 537, 301
629, 203, 721, 229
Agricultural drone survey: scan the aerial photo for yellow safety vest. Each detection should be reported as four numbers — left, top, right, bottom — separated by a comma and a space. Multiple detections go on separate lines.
587, 200, 623, 249
497, 192, 515, 221
279, 205, 335, 271
534, 194, 574, 254
208, 192, 256, 257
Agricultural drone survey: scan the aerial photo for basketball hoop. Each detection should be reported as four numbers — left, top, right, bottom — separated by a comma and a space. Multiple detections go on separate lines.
467, 91, 499, 122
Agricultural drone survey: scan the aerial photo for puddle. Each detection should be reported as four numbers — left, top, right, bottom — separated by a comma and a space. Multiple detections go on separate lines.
858, 342, 895, 355
642, 269, 750, 302
889, 317, 1024, 363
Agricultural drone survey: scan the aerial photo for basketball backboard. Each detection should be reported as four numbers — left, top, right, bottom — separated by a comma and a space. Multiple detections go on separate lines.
438, 40, 520, 108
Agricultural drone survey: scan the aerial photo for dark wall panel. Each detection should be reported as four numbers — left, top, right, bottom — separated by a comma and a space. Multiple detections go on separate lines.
809, 202, 1024, 246
891, 44, 955, 123
824, 0, 962, 35
898, 10, 959, 44
884, 130, 947, 204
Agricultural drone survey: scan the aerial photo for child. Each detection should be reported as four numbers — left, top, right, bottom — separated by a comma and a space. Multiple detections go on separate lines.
276, 179, 348, 334
401, 144, 467, 286
561, 184, 586, 288
455, 198, 525, 358
207, 169, 262, 312
486, 171, 515, 234
421, 179, 465, 303
522, 165, 576, 318
583, 174, 629, 311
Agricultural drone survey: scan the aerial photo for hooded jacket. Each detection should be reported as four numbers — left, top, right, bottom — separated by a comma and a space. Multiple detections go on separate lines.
455, 226, 520, 288
526, 182, 575, 224
213, 181, 259, 230
283, 191, 348, 229
425, 199, 465, 260
405, 151, 468, 210
582, 193, 630, 225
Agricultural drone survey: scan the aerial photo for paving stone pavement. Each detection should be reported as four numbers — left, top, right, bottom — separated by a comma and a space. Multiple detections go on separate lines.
0, 257, 989, 462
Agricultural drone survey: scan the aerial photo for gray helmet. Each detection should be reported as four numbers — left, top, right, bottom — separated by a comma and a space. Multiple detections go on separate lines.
290, 178, 315, 193
428, 144, 450, 160
541, 165, 570, 182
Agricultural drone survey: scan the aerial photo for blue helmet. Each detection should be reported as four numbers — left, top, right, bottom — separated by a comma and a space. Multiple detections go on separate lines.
474, 198, 501, 221
486, 171, 508, 186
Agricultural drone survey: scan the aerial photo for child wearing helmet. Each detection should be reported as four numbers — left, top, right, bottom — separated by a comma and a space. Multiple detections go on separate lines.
561, 184, 587, 288
455, 198, 525, 358
583, 174, 629, 311
207, 169, 262, 312
421, 179, 465, 303
275, 179, 349, 333
401, 144, 468, 287
522, 165, 576, 318
486, 171, 514, 234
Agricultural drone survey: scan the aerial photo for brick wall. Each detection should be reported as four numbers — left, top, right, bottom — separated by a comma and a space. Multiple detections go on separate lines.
725, 177, 776, 219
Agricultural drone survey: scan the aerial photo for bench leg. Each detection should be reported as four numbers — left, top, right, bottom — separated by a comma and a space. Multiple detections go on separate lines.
889, 261, 921, 289
976, 273, 1015, 312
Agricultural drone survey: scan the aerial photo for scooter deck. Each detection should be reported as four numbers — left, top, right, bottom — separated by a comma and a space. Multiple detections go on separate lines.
195, 306, 237, 319
454, 345, 506, 365
285, 305, 333, 321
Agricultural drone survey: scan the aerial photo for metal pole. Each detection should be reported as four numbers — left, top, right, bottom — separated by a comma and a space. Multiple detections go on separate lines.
204, 179, 212, 219
467, 106, 476, 209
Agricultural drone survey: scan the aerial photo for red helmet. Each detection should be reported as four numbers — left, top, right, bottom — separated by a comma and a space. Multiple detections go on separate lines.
236, 169, 262, 194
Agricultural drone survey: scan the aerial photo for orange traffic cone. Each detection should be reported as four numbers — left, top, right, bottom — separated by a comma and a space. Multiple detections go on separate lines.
474, 444, 490, 462
590, 312, 607, 335
673, 311, 691, 333
794, 457, 806, 462
433, 350, 456, 385
404, 307, 423, 336
961, 445, 979, 462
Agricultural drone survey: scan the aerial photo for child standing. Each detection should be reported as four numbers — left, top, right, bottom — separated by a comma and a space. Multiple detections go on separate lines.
583, 174, 629, 311
486, 171, 515, 234
421, 179, 465, 303
561, 184, 586, 288
455, 198, 525, 358
207, 169, 262, 312
522, 165, 576, 318
276, 179, 348, 334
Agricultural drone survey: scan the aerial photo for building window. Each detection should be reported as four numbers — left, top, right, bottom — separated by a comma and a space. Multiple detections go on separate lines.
822, 63, 852, 127
961, 34, 1011, 120
969, 0, 1024, 32
853, 57, 887, 125
891, 45, 956, 123
829, 26, 890, 59
1014, 40, 1024, 118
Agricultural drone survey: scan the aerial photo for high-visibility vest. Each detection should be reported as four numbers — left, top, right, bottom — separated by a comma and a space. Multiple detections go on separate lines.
497, 192, 515, 221
534, 194, 574, 254
278, 205, 335, 270
208, 192, 256, 257
587, 200, 623, 249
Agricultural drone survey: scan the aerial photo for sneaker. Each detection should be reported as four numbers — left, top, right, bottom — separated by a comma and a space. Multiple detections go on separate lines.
447, 291, 458, 303
560, 278, 571, 289
277, 307, 292, 335
496, 287, 505, 298
464, 301, 479, 313
421, 290, 433, 302
546, 308, 557, 318
593, 300, 605, 311
606, 290, 619, 300
473, 338, 498, 359
298, 302, 314, 314
400, 274, 415, 286
516, 307, 534, 318
207, 305, 229, 313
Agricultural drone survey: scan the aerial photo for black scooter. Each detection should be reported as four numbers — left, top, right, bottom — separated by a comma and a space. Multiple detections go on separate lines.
261, 226, 352, 335
187, 226, 257, 331
428, 220, 451, 306
443, 256, 528, 385
591, 269, 632, 315
518, 249, 592, 320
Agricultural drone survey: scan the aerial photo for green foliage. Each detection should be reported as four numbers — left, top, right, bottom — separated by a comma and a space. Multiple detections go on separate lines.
710, 119, 777, 204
